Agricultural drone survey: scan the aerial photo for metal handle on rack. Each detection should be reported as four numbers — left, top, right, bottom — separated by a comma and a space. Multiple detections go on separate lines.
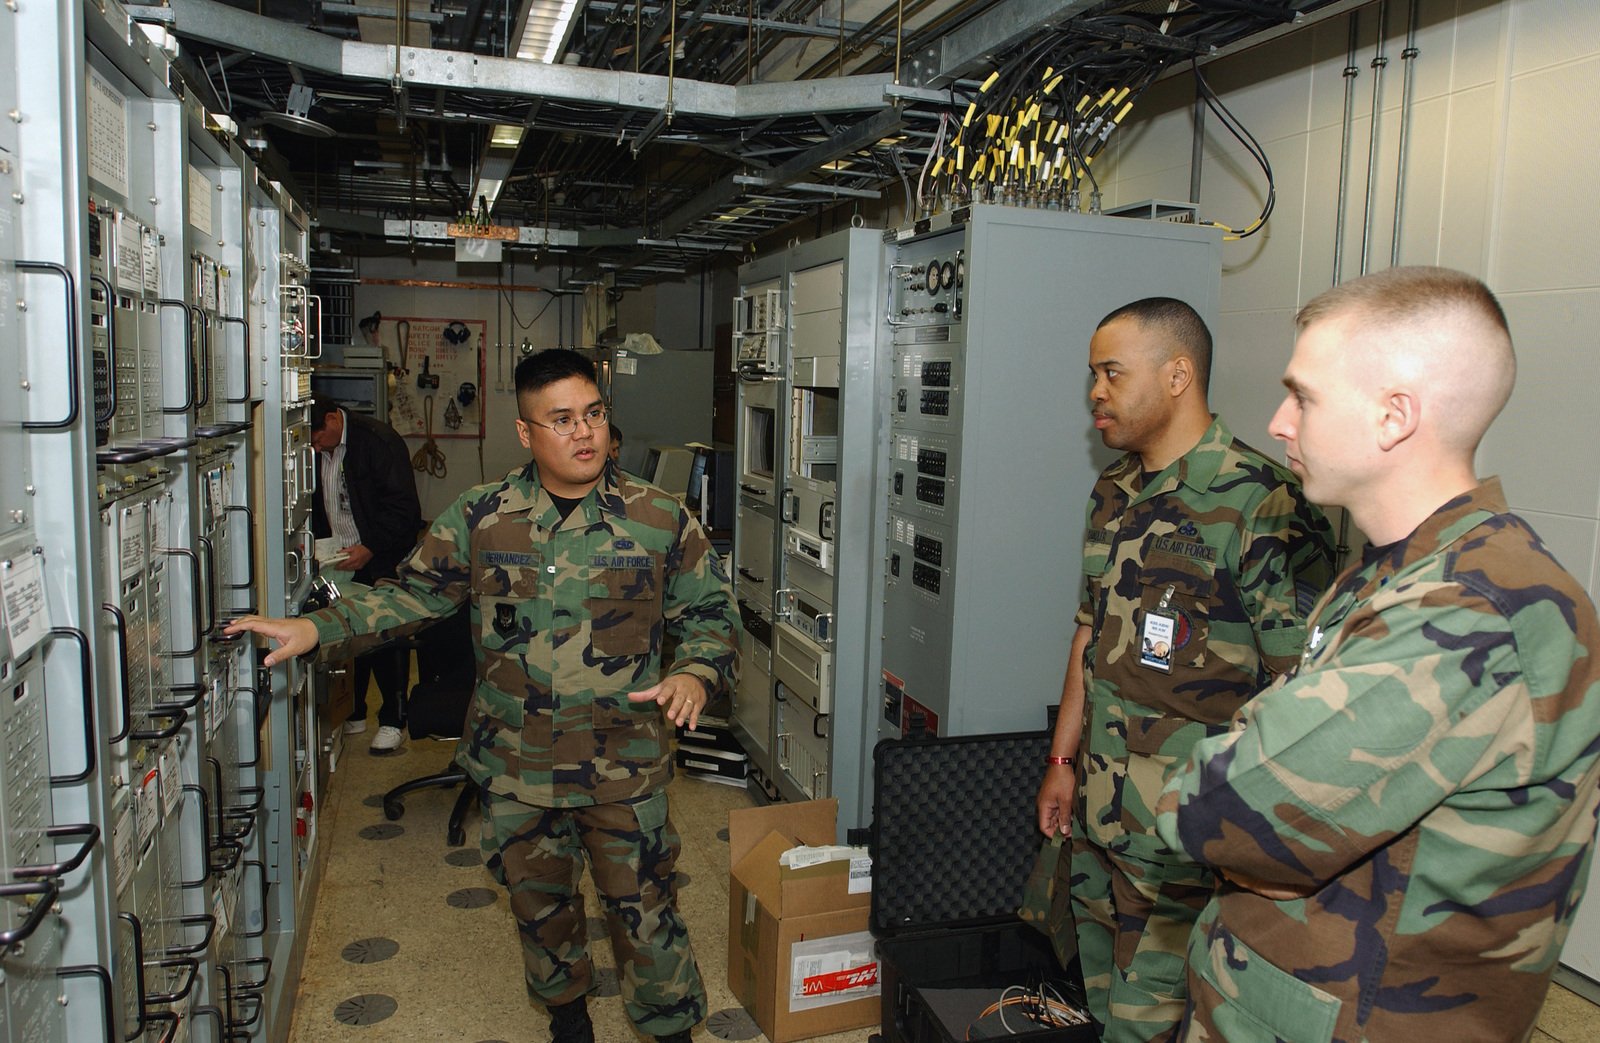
772, 588, 793, 621
241, 860, 269, 939
12, 823, 100, 880
0, 879, 59, 951
159, 300, 197, 415
89, 273, 118, 424
143, 955, 200, 1005
130, 705, 187, 743
737, 567, 765, 585
119, 911, 151, 1040
222, 316, 252, 404
180, 785, 214, 888
231, 955, 272, 993
46, 626, 97, 784
306, 294, 323, 359
225, 505, 258, 611
154, 684, 204, 713
236, 688, 265, 768
206, 758, 229, 840
16, 261, 81, 429
286, 548, 303, 588
164, 913, 217, 956
102, 604, 132, 745
780, 489, 800, 523
196, 314, 212, 410
162, 548, 204, 657
776, 732, 792, 769
196, 535, 218, 635
56, 964, 117, 1043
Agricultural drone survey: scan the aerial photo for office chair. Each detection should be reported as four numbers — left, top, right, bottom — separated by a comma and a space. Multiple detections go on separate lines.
381, 605, 478, 846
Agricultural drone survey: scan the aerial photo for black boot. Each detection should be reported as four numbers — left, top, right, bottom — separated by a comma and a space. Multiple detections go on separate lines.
654, 1031, 694, 1043
548, 998, 595, 1043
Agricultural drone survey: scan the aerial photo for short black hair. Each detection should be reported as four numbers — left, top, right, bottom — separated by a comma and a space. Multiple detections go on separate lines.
309, 396, 342, 430
1097, 297, 1214, 394
514, 348, 597, 395
609, 420, 624, 443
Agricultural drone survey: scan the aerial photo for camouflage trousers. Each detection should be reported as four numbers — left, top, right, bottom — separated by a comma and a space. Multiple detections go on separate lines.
1068, 834, 1213, 1043
479, 787, 707, 1036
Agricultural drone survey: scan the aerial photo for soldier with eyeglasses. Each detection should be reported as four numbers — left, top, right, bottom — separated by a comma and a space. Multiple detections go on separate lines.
227, 347, 738, 1043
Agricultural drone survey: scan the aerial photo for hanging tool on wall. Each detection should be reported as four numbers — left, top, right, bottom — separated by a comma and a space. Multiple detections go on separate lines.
411, 395, 448, 478
416, 355, 440, 390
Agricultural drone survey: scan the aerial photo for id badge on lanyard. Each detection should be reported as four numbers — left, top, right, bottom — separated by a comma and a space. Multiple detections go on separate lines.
1140, 583, 1179, 673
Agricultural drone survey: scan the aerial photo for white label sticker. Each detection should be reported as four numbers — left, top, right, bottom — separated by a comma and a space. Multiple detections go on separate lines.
789, 930, 880, 1012
0, 553, 49, 658
847, 856, 873, 895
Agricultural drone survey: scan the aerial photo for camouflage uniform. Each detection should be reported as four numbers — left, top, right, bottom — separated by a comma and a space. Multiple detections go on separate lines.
1156, 479, 1600, 1043
309, 460, 738, 1036
1068, 416, 1332, 1042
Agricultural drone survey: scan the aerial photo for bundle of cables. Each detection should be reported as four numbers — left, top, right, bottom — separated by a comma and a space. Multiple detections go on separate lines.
912, 3, 1282, 242
963, 979, 1092, 1040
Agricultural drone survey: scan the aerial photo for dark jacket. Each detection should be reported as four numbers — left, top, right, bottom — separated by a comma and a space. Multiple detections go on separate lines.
312, 409, 423, 585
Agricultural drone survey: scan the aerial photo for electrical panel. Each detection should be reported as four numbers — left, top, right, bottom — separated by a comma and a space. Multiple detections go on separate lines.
732, 228, 887, 828
2, 2, 328, 1039
877, 205, 1220, 756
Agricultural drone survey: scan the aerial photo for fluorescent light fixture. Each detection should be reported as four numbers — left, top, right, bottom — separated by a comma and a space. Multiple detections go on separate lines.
517, 0, 581, 64
473, 177, 505, 211
490, 123, 524, 148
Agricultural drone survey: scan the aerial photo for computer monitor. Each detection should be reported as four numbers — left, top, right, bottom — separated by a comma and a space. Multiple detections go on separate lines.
684, 443, 735, 531
646, 444, 696, 496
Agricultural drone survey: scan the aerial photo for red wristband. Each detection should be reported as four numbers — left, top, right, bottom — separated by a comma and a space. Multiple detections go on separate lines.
1045, 755, 1074, 765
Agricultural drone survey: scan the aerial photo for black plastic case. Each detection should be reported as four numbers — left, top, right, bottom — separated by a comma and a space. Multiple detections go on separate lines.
869, 731, 1095, 1043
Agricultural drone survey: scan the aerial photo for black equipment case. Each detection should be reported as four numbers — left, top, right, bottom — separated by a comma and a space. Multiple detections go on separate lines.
869, 731, 1096, 1043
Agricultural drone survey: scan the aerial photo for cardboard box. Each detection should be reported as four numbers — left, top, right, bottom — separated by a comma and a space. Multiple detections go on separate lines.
727, 799, 879, 1042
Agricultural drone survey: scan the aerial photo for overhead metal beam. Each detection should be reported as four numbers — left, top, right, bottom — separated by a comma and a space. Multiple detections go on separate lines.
902, 0, 1100, 89
656, 106, 903, 238
157, 0, 908, 120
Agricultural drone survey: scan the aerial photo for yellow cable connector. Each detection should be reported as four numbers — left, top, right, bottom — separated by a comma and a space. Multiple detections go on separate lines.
1076, 94, 1091, 113
1027, 101, 1041, 125
972, 154, 987, 178
963, 101, 977, 128
1112, 86, 1131, 107
1097, 88, 1116, 108
1114, 101, 1134, 124
932, 157, 945, 178
980, 70, 999, 93
955, 145, 965, 171
1044, 74, 1063, 95
986, 114, 1001, 137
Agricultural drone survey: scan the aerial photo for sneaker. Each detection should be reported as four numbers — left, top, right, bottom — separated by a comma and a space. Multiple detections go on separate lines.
342, 718, 367, 735
369, 725, 404, 753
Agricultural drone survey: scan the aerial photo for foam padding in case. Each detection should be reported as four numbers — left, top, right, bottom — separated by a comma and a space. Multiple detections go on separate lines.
871, 731, 1051, 933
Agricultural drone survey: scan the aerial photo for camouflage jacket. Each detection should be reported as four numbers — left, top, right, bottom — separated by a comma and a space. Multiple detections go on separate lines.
1156, 479, 1600, 1043
309, 460, 739, 807
1077, 416, 1332, 863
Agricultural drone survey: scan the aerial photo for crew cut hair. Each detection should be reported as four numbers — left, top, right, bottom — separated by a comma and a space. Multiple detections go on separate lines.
1097, 297, 1214, 394
1296, 265, 1510, 338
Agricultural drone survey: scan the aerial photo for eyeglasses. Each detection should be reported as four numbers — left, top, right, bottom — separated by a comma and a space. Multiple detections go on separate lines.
520, 405, 610, 438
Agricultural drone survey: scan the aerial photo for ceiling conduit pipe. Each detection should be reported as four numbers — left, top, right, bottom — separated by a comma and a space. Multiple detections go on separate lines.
1329, 11, 1361, 569
1390, 0, 1420, 268
1331, 12, 1360, 285
1357, 0, 1388, 277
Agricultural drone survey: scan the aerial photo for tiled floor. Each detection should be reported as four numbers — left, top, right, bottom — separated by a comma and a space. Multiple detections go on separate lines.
287, 721, 1600, 1043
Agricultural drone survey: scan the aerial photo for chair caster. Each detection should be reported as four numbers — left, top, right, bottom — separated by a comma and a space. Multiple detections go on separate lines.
383, 799, 405, 821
